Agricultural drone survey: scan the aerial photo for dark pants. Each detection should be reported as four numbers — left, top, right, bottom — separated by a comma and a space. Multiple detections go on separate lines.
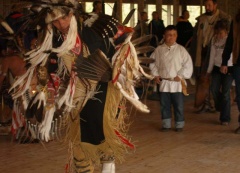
80, 82, 107, 145
194, 46, 213, 110
160, 92, 184, 128
233, 66, 240, 123
211, 66, 233, 122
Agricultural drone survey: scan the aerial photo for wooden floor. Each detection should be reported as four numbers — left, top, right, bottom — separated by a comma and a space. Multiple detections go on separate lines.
1, 87, 240, 173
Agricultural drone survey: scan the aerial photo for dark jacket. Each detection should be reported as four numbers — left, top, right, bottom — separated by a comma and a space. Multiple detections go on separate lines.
148, 19, 165, 47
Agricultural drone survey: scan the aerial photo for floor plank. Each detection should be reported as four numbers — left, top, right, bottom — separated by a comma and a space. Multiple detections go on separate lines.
1, 91, 240, 173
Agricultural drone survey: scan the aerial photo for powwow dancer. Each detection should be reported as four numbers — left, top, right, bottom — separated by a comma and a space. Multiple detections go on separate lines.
8, 0, 154, 172
0, 56, 28, 135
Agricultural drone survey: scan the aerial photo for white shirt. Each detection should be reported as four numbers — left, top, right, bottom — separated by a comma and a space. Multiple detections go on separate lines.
149, 43, 193, 92
207, 36, 233, 73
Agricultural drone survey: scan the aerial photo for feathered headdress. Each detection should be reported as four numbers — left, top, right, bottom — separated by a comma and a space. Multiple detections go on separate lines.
15, 0, 83, 34
39, 0, 81, 23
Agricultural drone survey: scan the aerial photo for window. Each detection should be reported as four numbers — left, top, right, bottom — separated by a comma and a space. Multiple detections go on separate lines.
84, 3, 205, 28
104, 3, 114, 15
85, 2, 114, 15
162, 5, 173, 25
122, 3, 138, 27
146, 4, 156, 24
187, 6, 206, 26
143, 4, 173, 26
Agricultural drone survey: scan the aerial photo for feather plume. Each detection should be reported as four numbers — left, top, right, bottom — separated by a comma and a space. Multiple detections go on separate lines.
131, 35, 153, 47
84, 14, 119, 39
0, 21, 14, 34
58, 81, 75, 110
138, 65, 154, 80
84, 13, 99, 27
75, 49, 112, 82
25, 91, 46, 122
116, 82, 149, 113
122, 9, 136, 25
39, 105, 56, 142
112, 1, 118, 19
139, 65, 151, 74
138, 56, 155, 64
135, 46, 155, 55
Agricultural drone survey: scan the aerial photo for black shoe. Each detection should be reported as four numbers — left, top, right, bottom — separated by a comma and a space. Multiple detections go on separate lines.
175, 128, 183, 132
195, 104, 207, 114
161, 128, 170, 132
0, 119, 12, 126
235, 127, 240, 134
19, 137, 40, 144
195, 106, 215, 114
221, 122, 229, 126
207, 108, 216, 113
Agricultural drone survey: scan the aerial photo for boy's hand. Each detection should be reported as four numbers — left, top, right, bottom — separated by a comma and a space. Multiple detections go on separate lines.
154, 76, 161, 84
174, 76, 181, 82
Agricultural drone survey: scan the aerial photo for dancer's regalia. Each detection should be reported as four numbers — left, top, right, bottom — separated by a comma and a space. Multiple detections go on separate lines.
8, 0, 154, 172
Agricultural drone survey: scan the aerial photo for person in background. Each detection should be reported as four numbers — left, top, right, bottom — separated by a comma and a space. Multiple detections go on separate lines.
0, 54, 27, 135
1, 5, 37, 54
149, 25, 193, 132
132, 11, 149, 40
176, 10, 194, 48
5, 4, 24, 33
221, 6, 240, 133
207, 19, 233, 125
0, 5, 24, 55
189, 0, 231, 113
0, 38, 38, 138
148, 11, 165, 47
92, 0, 102, 14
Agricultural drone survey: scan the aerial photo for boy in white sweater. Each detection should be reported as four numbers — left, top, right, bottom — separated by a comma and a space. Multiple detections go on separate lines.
150, 25, 193, 132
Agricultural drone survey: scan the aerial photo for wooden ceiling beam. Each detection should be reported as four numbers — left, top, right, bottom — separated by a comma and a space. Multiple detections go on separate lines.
81, 0, 201, 6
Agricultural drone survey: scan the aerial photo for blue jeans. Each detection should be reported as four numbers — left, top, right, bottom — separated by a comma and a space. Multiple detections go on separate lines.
160, 92, 184, 128
233, 66, 240, 122
210, 67, 233, 122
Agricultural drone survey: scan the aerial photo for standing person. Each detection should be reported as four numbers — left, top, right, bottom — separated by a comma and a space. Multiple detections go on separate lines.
0, 16, 14, 55
176, 10, 194, 48
5, 4, 24, 33
149, 25, 193, 132
148, 11, 165, 47
92, 0, 102, 14
132, 11, 149, 40
0, 56, 26, 88
207, 19, 233, 125
0, 56, 28, 136
0, 5, 23, 55
190, 0, 231, 113
221, 7, 240, 133
1, 4, 37, 54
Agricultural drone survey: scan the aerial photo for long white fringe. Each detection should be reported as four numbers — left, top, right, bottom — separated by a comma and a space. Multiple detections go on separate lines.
39, 105, 56, 142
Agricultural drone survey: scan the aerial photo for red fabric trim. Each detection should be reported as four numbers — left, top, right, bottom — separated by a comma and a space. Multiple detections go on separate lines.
112, 45, 131, 84
115, 130, 135, 149
112, 71, 120, 84
65, 164, 69, 172
11, 13, 23, 19
71, 34, 81, 55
